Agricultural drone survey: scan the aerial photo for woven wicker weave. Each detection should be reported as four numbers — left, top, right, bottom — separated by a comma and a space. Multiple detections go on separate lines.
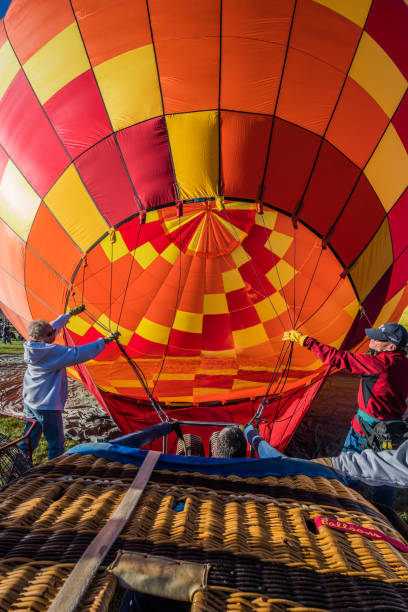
0, 561, 116, 611
191, 589, 330, 611
0, 452, 407, 611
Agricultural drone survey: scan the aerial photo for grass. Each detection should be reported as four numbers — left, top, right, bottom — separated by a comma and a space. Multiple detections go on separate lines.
0, 415, 79, 465
393, 494, 408, 519
0, 340, 24, 355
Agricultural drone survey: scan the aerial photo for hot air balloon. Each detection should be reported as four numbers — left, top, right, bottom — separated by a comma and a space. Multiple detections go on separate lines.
0, 0, 407, 451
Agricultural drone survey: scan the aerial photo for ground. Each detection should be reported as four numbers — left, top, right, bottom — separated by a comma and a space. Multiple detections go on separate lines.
0, 350, 120, 443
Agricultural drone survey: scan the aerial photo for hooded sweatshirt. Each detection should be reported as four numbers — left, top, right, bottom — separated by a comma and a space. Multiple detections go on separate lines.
245, 426, 408, 488
23, 314, 105, 412
330, 441, 408, 488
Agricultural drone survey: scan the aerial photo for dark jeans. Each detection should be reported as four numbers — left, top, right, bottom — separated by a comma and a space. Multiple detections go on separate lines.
19, 405, 65, 460
342, 426, 394, 508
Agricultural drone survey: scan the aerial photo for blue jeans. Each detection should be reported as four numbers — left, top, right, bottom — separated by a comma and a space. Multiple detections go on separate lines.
19, 405, 65, 460
342, 426, 394, 507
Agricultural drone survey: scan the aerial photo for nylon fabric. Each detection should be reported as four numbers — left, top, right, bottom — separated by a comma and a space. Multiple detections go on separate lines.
65, 442, 340, 480
0, 0, 407, 449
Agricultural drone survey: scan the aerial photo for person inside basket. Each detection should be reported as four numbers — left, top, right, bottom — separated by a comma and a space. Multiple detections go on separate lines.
19, 306, 119, 461
244, 424, 408, 491
212, 426, 247, 458
281, 323, 408, 507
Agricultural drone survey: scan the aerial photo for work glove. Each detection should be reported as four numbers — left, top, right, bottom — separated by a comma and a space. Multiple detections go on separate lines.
104, 330, 120, 344
70, 304, 85, 316
282, 329, 307, 346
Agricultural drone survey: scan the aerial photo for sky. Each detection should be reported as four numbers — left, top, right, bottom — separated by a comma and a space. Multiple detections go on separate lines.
0, 0, 11, 19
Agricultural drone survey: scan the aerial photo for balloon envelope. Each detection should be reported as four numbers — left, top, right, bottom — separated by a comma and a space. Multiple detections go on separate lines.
0, 0, 407, 444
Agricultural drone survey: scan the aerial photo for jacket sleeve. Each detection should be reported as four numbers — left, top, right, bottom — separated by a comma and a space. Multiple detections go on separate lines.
44, 339, 106, 369
50, 314, 71, 334
304, 337, 386, 375
244, 425, 286, 459
331, 441, 408, 487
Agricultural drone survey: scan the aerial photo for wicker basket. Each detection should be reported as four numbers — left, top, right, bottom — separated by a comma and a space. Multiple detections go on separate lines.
0, 452, 407, 610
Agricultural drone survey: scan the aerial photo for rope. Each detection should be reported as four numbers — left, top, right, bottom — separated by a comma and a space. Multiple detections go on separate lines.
222, 205, 288, 330
264, 342, 292, 400
262, 254, 362, 443
82, 309, 111, 333
259, 214, 294, 328
67, 212, 168, 424
78, 305, 174, 424
115, 340, 169, 423
271, 368, 330, 449
292, 218, 297, 325
116, 215, 143, 331
220, 205, 341, 444
219, 204, 300, 430
294, 246, 323, 328
108, 228, 116, 332
80, 254, 87, 307
250, 342, 294, 427
297, 275, 343, 329
258, 242, 335, 442
151, 213, 183, 396
257, 374, 326, 425
359, 305, 373, 328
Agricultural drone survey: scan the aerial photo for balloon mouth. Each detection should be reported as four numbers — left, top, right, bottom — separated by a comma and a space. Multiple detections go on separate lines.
66, 202, 358, 403
161, 201, 256, 258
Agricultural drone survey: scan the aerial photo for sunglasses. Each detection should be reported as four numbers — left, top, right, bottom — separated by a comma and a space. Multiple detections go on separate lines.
46, 328, 56, 337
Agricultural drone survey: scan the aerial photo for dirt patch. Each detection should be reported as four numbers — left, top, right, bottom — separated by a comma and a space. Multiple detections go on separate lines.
286, 373, 359, 458
0, 354, 120, 442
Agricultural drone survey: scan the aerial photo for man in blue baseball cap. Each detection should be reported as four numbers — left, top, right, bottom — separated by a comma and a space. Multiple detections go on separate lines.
282, 322, 408, 506
365, 322, 408, 348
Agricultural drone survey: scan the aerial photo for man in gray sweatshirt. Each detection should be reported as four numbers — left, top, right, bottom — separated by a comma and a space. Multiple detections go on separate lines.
245, 425, 408, 489
19, 306, 119, 460
312, 441, 408, 489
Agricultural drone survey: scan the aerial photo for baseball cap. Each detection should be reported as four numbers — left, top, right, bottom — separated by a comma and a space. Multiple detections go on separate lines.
365, 323, 408, 348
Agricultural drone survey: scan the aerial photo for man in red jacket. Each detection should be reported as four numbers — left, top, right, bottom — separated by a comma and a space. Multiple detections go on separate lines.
283, 322, 408, 506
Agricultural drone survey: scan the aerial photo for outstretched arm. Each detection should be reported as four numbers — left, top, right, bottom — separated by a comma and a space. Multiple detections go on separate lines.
304, 337, 387, 375
282, 330, 387, 376
50, 305, 86, 335
44, 330, 120, 370
50, 314, 72, 335
244, 425, 286, 459
44, 339, 107, 369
